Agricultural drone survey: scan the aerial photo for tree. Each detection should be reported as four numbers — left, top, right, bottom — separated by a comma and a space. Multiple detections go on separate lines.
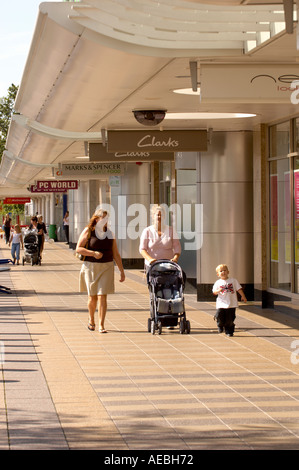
0, 84, 21, 223
0, 83, 19, 162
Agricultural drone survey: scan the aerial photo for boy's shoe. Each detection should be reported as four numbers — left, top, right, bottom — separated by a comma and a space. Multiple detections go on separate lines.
218, 327, 223, 333
226, 332, 233, 337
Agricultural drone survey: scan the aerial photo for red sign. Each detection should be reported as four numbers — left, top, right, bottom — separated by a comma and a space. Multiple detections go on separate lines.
36, 180, 78, 191
3, 197, 31, 204
30, 185, 67, 193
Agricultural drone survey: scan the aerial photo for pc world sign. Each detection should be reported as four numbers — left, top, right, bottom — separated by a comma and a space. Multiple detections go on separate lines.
30, 180, 79, 192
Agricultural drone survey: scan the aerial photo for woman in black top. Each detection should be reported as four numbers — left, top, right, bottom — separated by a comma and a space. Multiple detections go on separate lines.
37, 215, 47, 259
76, 208, 125, 332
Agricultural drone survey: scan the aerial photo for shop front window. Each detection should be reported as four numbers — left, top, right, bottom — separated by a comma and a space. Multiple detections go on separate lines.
270, 159, 292, 291
295, 158, 299, 292
269, 121, 290, 157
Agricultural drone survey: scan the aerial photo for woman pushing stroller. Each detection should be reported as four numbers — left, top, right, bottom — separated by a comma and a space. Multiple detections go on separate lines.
139, 205, 181, 269
139, 205, 189, 335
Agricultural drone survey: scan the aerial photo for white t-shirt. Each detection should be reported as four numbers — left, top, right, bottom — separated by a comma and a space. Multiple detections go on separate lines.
11, 233, 22, 244
212, 277, 242, 309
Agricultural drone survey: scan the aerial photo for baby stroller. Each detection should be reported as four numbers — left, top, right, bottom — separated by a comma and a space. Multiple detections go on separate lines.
147, 260, 190, 335
22, 229, 41, 266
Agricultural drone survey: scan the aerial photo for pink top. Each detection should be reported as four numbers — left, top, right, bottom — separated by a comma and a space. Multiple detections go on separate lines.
139, 225, 181, 266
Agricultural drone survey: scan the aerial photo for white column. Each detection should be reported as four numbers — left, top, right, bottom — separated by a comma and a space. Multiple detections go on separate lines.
49, 193, 55, 225
69, 180, 89, 245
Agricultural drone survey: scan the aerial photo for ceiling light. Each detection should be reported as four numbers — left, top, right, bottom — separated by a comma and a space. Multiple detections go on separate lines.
165, 112, 256, 119
173, 88, 200, 96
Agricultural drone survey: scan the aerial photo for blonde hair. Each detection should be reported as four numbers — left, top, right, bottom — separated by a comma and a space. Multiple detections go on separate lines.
216, 264, 229, 274
14, 224, 21, 234
151, 204, 166, 222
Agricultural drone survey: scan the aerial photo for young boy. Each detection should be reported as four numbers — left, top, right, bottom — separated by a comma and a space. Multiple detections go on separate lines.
212, 264, 247, 336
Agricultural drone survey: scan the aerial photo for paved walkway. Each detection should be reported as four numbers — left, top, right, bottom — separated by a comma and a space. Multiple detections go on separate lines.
1, 238, 299, 450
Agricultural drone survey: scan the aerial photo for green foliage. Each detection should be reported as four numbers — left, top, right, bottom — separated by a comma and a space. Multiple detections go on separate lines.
1, 204, 24, 216
0, 83, 19, 161
0, 84, 22, 221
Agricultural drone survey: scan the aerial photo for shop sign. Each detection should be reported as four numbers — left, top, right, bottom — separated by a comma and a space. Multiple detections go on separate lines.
200, 64, 299, 103
30, 185, 67, 193
60, 162, 124, 177
89, 143, 174, 162
3, 197, 31, 204
107, 130, 207, 153
33, 180, 79, 193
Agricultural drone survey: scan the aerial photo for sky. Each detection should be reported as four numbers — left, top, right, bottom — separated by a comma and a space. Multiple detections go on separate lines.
0, 0, 59, 97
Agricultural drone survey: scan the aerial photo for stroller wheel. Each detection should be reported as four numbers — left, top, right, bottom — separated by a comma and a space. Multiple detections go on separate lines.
150, 320, 155, 335
185, 320, 191, 334
179, 320, 185, 334
157, 321, 162, 335
22, 257, 25, 266
147, 318, 151, 332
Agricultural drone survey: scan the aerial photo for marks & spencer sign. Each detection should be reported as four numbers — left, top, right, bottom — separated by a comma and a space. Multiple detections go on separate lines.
107, 130, 207, 153
61, 163, 124, 177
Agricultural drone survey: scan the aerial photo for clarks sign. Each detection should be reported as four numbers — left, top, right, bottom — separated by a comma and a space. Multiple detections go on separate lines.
107, 130, 207, 153
89, 143, 174, 162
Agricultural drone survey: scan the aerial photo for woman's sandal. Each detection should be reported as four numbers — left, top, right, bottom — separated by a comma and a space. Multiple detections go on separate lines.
99, 328, 107, 333
88, 323, 95, 331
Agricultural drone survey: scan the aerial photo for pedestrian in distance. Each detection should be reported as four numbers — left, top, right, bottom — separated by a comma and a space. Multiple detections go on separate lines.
212, 264, 247, 337
76, 208, 125, 333
63, 211, 69, 244
9, 224, 24, 265
29, 215, 38, 230
37, 214, 47, 260
3, 213, 12, 244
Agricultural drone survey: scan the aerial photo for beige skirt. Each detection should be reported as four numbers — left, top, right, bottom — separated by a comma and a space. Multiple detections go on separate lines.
79, 261, 115, 296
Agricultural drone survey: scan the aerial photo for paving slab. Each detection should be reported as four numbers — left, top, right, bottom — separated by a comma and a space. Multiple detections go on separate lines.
1, 239, 299, 450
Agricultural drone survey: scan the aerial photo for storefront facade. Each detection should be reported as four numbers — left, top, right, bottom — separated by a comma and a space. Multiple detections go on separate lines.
268, 118, 299, 305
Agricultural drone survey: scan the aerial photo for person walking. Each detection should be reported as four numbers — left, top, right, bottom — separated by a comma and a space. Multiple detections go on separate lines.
63, 211, 69, 244
76, 208, 125, 333
139, 204, 181, 270
37, 215, 47, 259
9, 224, 24, 265
212, 264, 247, 337
29, 216, 38, 230
3, 214, 12, 244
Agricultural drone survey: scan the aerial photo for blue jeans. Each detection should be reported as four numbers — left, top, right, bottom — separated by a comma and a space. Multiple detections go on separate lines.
11, 243, 20, 261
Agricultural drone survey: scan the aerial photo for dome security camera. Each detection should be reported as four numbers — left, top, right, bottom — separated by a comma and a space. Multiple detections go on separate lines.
133, 110, 166, 126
